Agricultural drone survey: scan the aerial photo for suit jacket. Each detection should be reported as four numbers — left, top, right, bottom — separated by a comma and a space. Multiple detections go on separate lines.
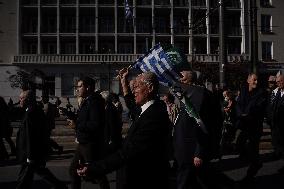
16, 105, 49, 163
236, 85, 266, 133
272, 91, 284, 134
174, 85, 219, 164
88, 100, 171, 189
76, 92, 105, 146
104, 101, 122, 155
43, 102, 58, 131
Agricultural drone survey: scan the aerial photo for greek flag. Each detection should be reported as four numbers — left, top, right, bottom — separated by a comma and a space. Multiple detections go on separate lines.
133, 44, 181, 87
133, 44, 206, 132
125, 0, 133, 21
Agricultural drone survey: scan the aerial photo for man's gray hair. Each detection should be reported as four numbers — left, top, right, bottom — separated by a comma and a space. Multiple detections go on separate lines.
141, 72, 159, 93
22, 89, 36, 105
100, 90, 111, 102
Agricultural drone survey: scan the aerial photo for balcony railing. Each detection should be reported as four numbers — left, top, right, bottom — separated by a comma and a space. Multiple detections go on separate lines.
189, 54, 250, 63
13, 54, 250, 64
13, 54, 142, 64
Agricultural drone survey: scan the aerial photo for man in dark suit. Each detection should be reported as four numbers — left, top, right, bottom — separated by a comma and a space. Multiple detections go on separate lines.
236, 73, 266, 182
41, 95, 63, 155
69, 77, 109, 189
16, 89, 67, 189
77, 72, 171, 189
266, 75, 282, 158
272, 74, 284, 173
173, 70, 224, 189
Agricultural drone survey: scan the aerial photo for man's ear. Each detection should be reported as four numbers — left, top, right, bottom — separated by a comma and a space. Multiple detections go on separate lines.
148, 84, 154, 93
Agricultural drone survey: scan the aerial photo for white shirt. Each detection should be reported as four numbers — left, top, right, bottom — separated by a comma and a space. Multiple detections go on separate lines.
273, 87, 284, 97
140, 100, 155, 116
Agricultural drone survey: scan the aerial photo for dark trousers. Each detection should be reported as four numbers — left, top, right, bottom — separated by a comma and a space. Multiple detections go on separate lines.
0, 138, 9, 159
69, 143, 110, 189
48, 130, 61, 151
49, 138, 61, 150
271, 123, 284, 156
4, 136, 17, 154
177, 162, 220, 189
237, 129, 262, 177
16, 161, 64, 189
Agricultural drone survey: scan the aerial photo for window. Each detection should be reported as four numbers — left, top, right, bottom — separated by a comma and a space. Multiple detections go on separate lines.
136, 17, 151, 33
61, 42, 76, 54
60, 16, 76, 33
155, 17, 170, 33
61, 74, 74, 96
260, 0, 272, 7
80, 16, 95, 33
42, 42, 57, 54
44, 76, 55, 96
118, 42, 133, 53
61, 0, 76, 4
261, 14, 272, 33
22, 40, 37, 54
25, 17, 38, 33
155, 0, 170, 5
99, 17, 114, 33
42, 16, 57, 33
192, 0, 206, 6
173, 0, 188, 6
262, 41, 273, 61
173, 17, 188, 34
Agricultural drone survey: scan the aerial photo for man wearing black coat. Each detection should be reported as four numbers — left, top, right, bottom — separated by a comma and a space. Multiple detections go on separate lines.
77, 72, 171, 189
16, 89, 66, 189
173, 70, 223, 189
69, 77, 109, 189
236, 73, 267, 182
272, 74, 284, 173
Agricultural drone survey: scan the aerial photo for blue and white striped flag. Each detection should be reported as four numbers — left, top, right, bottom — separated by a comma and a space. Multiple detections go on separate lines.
125, 0, 133, 21
133, 44, 181, 87
133, 44, 206, 132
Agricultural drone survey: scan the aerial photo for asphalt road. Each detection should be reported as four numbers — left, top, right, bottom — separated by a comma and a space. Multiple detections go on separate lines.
1, 149, 284, 189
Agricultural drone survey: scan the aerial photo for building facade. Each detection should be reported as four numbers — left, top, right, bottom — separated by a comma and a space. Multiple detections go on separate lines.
0, 0, 284, 102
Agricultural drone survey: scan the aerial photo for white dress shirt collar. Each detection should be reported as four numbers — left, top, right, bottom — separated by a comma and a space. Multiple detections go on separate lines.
273, 87, 284, 97
140, 100, 155, 116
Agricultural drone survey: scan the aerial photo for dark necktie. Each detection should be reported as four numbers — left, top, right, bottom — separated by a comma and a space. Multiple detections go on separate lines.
275, 89, 281, 101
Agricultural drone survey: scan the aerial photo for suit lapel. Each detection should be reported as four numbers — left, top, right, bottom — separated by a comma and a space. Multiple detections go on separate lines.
278, 95, 284, 106
126, 103, 154, 138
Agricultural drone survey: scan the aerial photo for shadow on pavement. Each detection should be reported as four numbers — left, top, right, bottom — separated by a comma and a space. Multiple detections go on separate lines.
216, 152, 280, 172
0, 180, 70, 189
0, 158, 19, 167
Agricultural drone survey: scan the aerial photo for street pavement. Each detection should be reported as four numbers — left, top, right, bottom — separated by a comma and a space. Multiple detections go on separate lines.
1, 120, 284, 188
1, 149, 284, 189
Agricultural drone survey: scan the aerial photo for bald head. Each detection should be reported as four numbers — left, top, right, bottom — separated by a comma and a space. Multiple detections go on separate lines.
247, 73, 258, 91
268, 75, 276, 90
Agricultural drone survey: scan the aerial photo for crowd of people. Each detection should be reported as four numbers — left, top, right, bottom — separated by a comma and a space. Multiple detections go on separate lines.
1, 68, 284, 189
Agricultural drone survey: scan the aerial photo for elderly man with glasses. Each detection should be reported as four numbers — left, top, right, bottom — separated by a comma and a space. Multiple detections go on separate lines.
77, 72, 172, 189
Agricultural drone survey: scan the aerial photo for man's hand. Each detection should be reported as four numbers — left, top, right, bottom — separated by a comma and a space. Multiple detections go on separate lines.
118, 66, 131, 96
66, 119, 76, 129
193, 157, 203, 168
77, 166, 88, 177
118, 67, 130, 81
